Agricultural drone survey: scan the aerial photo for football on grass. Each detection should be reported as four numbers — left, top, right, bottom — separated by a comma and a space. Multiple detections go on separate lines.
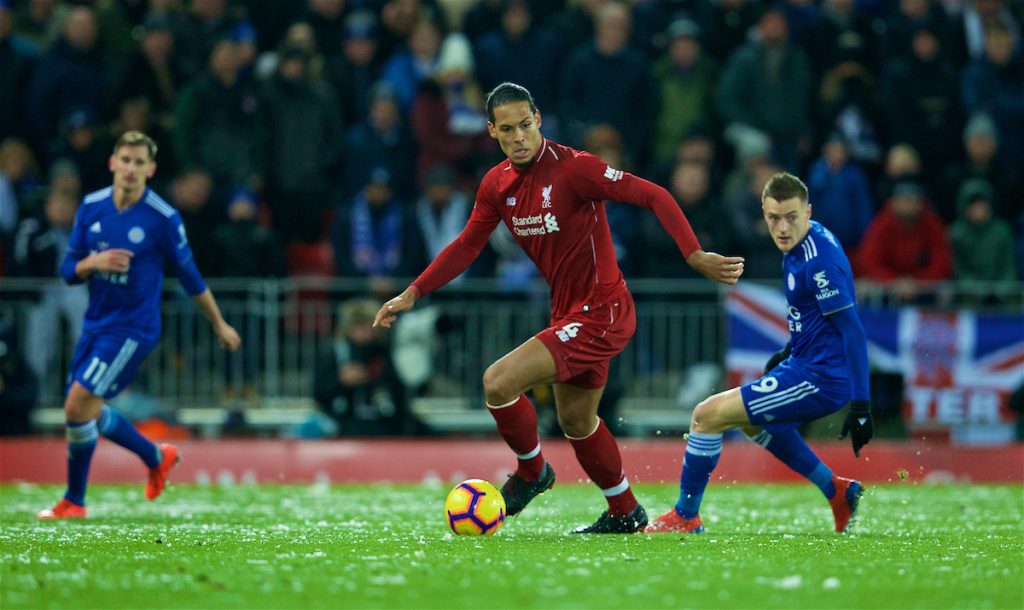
445, 479, 506, 535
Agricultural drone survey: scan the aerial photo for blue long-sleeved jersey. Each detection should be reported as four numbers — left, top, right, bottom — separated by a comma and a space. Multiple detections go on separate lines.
62, 186, 206, 342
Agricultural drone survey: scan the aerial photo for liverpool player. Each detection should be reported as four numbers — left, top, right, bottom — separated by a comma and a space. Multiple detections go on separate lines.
374, 83, 744, 533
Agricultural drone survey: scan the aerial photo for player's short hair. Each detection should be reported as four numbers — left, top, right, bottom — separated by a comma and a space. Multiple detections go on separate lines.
485, 82, 537, 123
762, 171, 808, 204
113, 130, 158, 161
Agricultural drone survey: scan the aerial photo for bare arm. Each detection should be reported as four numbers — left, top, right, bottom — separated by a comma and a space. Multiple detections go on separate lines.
191, 288, 241, 350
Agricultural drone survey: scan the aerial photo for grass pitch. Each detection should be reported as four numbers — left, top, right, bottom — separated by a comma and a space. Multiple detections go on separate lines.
2, 482, 1021, 609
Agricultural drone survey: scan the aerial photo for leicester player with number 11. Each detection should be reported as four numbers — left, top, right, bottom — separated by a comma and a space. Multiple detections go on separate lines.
374, 83, 745, 533
647, 172, 874, 535
36, 131, 241, 520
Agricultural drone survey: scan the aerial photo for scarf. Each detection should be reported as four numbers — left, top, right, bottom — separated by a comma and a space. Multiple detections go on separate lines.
350, 195, 403, 276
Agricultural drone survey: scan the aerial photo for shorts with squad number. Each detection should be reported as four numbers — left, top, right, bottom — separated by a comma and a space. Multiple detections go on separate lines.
535, 292, 636, 389
67, 330, 157, 399
740, 359, 850, 428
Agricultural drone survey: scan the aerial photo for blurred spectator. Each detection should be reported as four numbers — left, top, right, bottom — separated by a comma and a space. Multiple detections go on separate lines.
642, 161, 734, 279
304, 0, 348, 58
806, 133, 875, 252
560, 2, 651, 159
880, 25, 962, 194
705, 0, 763, 63
344, 82, 417, 200
47, 157, 80, 199
262, 45, 343, 243
410, 33, 493, 190
716, 8, 812, 172
256, 21, 321, 82
461, 0, 503, 42
115, 13, 182, 127
876, 0, 952, 62
174, 0, 239, 80
0, 319, 38, 436
26, 6, 113, 152
719, 125, 772, 208
414, 165, 472, 280
49, 108, 111, 194
380, 14, 443, 111
858, 178, 953, 297
11, 189, 86, 381
331, 167, 423, 281
174, 38, 267, 194
377, 0, 447, 63
0, 0, 39, 143
814, 28, 884, 173
949, 178, 1017, 284
803, 0, 876, 80
723, 161, 782, 280
961, 23, 1024, 172
0, 138, 41, 206
169, 169, 220, 275
948, 0, 1022, 65
231, 20, 259, 79
207, 188, 286, 278
311, 298, 410, 437
940, 112, 1021, 223
649, 18, 717, 170
474, 0, 563, 116
11, 0, 66, 53
329, 11, 383, 130
877, 142, 923, 204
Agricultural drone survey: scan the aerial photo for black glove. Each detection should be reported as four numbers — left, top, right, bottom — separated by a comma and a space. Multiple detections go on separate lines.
839, 400, 874, 457
763, 345, 791, 374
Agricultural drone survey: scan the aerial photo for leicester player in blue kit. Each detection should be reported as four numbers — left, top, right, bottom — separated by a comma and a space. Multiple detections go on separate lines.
37, 132, 241, 519
647, 172, 875, 534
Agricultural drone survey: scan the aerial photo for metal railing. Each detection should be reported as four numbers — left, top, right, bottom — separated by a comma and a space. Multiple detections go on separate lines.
1, 277, 1020, 418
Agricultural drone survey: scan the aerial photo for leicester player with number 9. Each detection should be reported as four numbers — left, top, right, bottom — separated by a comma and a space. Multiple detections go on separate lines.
36, 131, 241, 520
647, 172, 874, 535
374, 83, 745, 533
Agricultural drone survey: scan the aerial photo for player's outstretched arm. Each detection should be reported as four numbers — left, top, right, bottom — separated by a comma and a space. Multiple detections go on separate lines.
191, 289, 241, 351
373, 288, 418, 328
685, 250, 745, 285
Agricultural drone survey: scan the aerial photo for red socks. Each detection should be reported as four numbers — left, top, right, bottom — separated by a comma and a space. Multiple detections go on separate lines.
569, 419, 637, 516
487, 395, 545, 480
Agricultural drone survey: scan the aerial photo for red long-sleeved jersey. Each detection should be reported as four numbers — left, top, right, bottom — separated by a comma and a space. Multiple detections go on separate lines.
410, 139, 701, 317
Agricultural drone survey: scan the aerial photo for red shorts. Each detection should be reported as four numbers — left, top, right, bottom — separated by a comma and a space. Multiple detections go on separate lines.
535, 292, 636, 389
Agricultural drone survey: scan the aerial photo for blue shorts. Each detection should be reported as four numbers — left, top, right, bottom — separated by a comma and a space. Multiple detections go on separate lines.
67, 331, 157, 399
740, 360, 850, 428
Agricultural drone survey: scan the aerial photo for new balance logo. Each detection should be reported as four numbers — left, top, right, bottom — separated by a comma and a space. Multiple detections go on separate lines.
506, 197, 517, 207
544, 213, 559, 233
89, 222, 102, 233
555, 322, 583, 342
603, 165, 623, 182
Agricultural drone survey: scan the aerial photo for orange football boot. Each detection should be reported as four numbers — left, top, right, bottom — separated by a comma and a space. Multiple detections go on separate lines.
645, 509, 705, 534
145, 444, 181, 500
36, 498, 87, 520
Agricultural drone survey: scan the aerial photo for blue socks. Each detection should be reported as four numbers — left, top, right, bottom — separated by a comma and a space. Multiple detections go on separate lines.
675, 432, 723, 519
98, 405, 160, 469
65, 420, 98, 506
752, 428, 836, 498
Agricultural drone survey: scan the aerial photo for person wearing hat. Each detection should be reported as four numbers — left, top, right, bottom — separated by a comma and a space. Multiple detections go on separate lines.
858, 176, 953, 299
343, 81, 417, 200
331, 166, 423, 283
262, 42, 343, 243
649, 17, 717, 168
311, 298, 412, 437
949, 178, 1017, 289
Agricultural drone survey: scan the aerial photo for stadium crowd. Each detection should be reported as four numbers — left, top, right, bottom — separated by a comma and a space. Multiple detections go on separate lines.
1, 0, 1022, 290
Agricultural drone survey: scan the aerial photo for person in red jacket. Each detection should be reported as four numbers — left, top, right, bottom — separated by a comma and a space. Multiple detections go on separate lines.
374, 82, 744, 533
858, 178, 952, 301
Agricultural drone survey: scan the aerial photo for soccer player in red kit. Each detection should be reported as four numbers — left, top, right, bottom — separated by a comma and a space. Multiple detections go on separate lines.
374, 83, 744, 533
